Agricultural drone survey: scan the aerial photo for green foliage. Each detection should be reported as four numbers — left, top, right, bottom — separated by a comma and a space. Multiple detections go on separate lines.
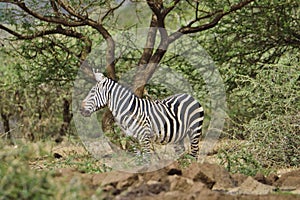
218, 147, 272, 176
0, 161, 56, 199
228, 59, 299, 124
104, 124, 141, 154
191, 0, 300, 173
0, 140, 82, 199
247, 114, 299, 167
217, 54, 299, 174
0, 139, 114, 199
46, 153, 110, 174
204, 0, 299, 67
16, 37, 79, 86
0, 41, 76, 140
177, 154, 197, 169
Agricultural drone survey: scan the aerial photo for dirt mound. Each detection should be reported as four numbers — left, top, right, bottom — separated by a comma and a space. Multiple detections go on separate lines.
53, 162, 300, 199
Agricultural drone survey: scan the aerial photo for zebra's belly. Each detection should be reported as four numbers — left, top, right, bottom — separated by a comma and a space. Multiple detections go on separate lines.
113, 117, 133, 137
114, 113, 188, 145
151, 125, 186, 145
114, 115, 143, 138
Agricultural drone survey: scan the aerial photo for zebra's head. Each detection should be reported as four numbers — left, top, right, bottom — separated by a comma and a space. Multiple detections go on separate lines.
80, 70, 109, 117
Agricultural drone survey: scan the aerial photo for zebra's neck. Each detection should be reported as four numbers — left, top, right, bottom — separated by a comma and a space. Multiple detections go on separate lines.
106, 79, 138, 116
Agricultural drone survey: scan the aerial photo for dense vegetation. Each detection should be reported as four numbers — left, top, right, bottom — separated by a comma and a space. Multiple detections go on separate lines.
0, 0, 299, 190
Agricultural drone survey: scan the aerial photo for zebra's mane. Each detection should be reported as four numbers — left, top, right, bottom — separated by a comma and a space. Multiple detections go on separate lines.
109, 78, 138, 97
94, 70, 164, 102
93, 70, 135, 95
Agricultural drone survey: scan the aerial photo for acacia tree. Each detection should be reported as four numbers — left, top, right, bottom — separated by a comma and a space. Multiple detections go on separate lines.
0, 0, 255, 86
0, 0, 255, 138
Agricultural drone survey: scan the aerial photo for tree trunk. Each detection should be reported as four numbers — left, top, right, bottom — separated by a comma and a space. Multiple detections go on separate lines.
1, 112, 12, 144
101, 108, 115, 133
56, 98, 73, 143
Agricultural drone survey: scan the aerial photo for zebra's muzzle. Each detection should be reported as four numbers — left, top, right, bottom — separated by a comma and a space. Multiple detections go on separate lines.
80, 108, 92, 117
80, 101, 92, 117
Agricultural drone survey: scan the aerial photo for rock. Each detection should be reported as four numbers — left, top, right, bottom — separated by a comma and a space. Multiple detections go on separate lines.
154, 191, 186, 200
138, 162, 181, 183
231, 173, 248, 187
279, 186, 297, 191
228, 176, 275, 195
92, 171, 137, 189
138, 168, 167, 183
118, 181, 169, 199
275, 170, 300, 189
168, 175, 195, 192
54, 168, 93, 190
182, 162, 234, 191
189, 181, 208, 194
274, 169, 300, 194
168, 189, 236, 200
182, 162, 215, 188
162, 191, 187, 200
280, 176, 300, 188
52, 162, 300, 200
277, 176, 300, 195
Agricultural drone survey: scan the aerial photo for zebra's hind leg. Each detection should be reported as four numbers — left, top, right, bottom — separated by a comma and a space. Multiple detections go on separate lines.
189, 130, 201, 160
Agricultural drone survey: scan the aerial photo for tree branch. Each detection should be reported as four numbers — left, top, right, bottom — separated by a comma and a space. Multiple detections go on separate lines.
146, 0, 163, 20
13, 1, 86, 27
0, 24, 83, 40
0, 23, 92, 79
101, 0, 126, 22
56, 1, 117, 80
162, 0, 180, 17
86, 20, 116, 80
50, 0, 60, 16
56, 0, 88, 20
169, 0, 255, 43
138, 14, 158, 66
133, 0, 255, 97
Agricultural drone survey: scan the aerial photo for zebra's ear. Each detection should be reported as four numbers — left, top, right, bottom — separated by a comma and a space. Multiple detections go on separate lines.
92, 68, 105, 82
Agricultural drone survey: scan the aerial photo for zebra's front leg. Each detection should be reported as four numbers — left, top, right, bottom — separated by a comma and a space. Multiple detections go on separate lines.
134, 128, 152, 164
140, 132, 152, 156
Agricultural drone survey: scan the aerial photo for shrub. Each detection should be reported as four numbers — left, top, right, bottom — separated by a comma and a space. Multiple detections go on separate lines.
221, 56, 300, 173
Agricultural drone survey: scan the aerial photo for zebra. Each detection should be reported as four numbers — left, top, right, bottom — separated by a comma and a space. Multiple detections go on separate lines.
80, 70, 204, 160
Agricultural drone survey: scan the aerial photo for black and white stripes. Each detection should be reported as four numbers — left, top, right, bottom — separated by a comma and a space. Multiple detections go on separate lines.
80, 71, 204, 159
